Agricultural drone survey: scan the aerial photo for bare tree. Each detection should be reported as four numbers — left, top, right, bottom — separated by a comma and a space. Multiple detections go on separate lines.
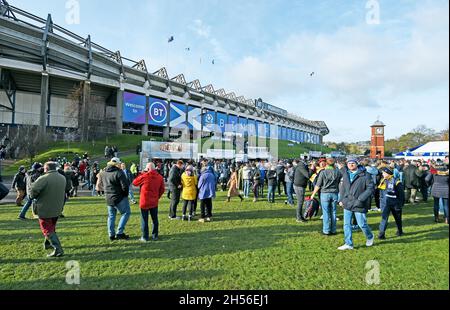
67, 82, 111, 142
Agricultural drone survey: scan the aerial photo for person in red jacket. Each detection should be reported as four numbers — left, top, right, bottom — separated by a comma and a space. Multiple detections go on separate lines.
133, 162, 165, 242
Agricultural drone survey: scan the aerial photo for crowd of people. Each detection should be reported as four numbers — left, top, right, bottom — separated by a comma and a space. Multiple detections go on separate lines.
1, 147, 448, 257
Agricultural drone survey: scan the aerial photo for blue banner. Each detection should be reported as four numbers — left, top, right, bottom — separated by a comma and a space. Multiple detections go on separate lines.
216, 112, 228, 133
281, 127, 287, 140
202, 110, 216, 132
149, 97, 168, 127
300, 131, 304, 143
288, 128, 292, 141
228, 115, 238, 134
278, 127, 282, 140
238, 117, 247, 135
169, 102, 187, 129
257, 121, 265, 138
123, 92, 146, 124
188, 106, 202, 131
270, 124, 278, 140
264, 123, 270, 139
248, 119, 256, 137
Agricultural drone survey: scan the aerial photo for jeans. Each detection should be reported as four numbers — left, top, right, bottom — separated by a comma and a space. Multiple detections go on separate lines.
434, 197, 448, 220
19, 195, 33, 218
267, 185, 276, 202
107, 197, 131, 237
320, 193, 338, 234
243, 179, 251, 198
343, 209, 374, 247
128, 186, 135, 202
379, 202, 403, 236
141, 208, 158, 240
286, 182, 294, 205
169, 187, 181, 218
294, 186, 306, 220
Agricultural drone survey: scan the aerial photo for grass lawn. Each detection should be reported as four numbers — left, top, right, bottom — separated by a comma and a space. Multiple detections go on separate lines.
0, 192, 447, 290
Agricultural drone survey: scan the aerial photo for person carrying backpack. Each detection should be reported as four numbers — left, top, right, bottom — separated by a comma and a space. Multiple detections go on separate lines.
377, 167, 405, 239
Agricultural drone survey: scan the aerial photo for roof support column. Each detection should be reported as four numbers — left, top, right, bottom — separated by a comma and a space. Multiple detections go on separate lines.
81, 80, 91, 142
142, 95, 149, 136
39, 71, 49, 138
116, 88, 124, 135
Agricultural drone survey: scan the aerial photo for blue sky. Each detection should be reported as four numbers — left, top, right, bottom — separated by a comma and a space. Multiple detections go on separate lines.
11, 0, 449, 142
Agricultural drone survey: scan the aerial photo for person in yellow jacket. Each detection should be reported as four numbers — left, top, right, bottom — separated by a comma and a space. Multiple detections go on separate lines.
181, 166, 198, 221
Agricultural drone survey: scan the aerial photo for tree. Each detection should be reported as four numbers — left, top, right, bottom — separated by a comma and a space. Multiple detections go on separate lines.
67, 82, 113, 142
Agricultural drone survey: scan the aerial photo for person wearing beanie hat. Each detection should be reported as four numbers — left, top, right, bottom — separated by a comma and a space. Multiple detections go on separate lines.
103, 156, 132, 241
377, 167, 405, 239
337, 158, 375, 251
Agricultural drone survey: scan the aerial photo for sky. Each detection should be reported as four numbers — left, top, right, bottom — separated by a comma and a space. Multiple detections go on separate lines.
10, 0, 450, 142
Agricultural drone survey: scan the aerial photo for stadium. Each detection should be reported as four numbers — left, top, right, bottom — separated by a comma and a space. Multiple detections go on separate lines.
0, 0, 329, 158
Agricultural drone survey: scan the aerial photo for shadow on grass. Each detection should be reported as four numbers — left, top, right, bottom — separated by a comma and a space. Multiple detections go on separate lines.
0, 223, 319, 264
0, 269, 224, 290
379, 226, 449, 245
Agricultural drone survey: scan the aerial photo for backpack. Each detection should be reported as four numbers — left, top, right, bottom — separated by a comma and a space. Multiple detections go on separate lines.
303, 197, 320, 219
0, 182, 9, 201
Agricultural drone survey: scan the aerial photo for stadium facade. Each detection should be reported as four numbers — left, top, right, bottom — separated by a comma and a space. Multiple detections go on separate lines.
0, 1, 329, 145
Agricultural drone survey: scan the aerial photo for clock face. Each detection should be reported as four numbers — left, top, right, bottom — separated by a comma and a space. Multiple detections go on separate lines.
376, 127, 384, 135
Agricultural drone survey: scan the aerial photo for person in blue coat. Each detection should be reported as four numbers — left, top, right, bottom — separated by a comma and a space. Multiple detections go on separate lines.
198, 163, 217, 223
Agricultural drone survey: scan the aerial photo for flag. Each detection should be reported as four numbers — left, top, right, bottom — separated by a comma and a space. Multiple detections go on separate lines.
168, 36, 174, 43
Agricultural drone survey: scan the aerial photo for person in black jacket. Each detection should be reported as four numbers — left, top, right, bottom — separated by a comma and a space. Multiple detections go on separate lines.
378, 167, 405, 239
168, 160, 184, 219
266, 165, 277, 203
276, 160, 286, 197
103, 157, 131, 241
403, 160, 424, 204
338, 158, 375, 251
293, 159, 310, 222
12, 166, 27, 206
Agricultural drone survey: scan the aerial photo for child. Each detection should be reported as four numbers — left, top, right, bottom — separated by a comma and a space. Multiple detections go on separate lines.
378, 167, 405, 239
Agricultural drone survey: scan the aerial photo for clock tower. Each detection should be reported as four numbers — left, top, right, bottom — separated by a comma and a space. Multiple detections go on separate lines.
370, 120, 385, 159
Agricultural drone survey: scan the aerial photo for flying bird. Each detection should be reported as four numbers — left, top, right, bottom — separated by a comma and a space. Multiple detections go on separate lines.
168, 36, 174, 43
310, 72, 315, 77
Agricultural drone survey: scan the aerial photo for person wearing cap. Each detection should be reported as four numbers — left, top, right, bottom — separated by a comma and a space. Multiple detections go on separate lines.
103, 157, 131, 241
30, 162, 66, 257
337, 157, 375, 250
11, 166, 27, 206
133, 162, 165, 241
18, 163, 44, 220
377, 167, 405, 239
426, 164, 449, 224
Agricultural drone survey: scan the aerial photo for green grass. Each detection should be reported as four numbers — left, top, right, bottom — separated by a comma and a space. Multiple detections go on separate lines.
0, 192, 447, 290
